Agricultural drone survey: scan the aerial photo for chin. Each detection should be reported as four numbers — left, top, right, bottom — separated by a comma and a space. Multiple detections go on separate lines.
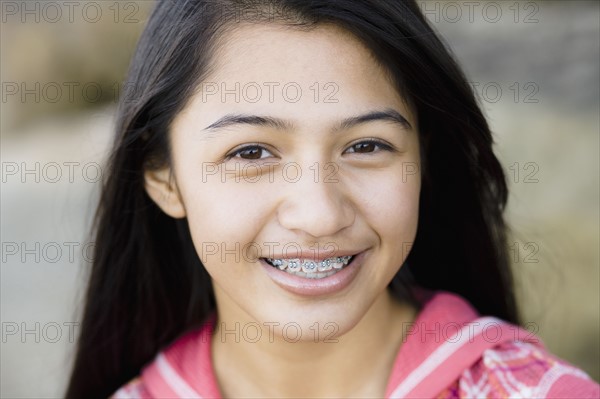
245, 299, 370, 343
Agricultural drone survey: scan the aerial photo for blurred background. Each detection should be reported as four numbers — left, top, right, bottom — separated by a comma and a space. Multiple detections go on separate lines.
1, 0, 598, 396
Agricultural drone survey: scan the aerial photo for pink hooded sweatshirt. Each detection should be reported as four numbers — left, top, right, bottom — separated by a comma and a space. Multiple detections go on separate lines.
112, 291, 600, 398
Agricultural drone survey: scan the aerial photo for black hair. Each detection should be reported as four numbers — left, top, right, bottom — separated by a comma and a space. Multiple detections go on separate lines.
66, 1, 519, 397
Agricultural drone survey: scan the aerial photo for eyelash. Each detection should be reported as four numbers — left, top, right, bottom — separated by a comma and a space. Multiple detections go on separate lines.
226, 139, 394, 161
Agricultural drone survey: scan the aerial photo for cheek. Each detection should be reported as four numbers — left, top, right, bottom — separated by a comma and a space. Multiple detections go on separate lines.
176, 170, 273, 268
384, 177, 420, 236
361, 161, 420, 220
357, 165, 421, 260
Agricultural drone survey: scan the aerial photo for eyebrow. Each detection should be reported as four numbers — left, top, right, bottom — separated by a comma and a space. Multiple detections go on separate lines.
202, 108, 412, 133
335, 109, 412, 132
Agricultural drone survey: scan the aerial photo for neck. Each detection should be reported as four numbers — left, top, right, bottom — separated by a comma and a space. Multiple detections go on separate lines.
212, 290, 417, 398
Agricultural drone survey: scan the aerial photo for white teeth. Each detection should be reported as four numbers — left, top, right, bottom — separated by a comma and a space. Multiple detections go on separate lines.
318, 259, 332, 272
287, 259, 301, 272
271, 259, 286, 270
265, 256, 354, 278
301, 261, 318, 273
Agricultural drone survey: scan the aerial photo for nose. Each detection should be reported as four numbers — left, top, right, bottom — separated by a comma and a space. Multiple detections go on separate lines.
276, 163, 355, 238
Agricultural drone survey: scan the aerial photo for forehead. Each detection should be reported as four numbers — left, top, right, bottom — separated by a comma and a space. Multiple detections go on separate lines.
177, 22, 415, 130
211, 23, 380, 81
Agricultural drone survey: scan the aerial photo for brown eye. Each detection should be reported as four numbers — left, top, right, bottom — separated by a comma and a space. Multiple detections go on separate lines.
230, 145, 274, 160
344, 140, 393, 155
239, 147, 262, 159
352, 142, 376, 153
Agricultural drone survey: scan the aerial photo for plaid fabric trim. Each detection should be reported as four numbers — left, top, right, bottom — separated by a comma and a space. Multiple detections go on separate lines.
435, 340, 599, 398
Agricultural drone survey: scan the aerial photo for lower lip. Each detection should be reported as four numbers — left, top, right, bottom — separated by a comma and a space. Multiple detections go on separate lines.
260, 251, 367, 297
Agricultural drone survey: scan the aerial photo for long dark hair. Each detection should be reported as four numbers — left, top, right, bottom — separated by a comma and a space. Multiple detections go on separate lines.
66, 1, 519, 397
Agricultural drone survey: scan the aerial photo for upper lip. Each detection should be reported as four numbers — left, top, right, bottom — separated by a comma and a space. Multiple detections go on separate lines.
263, 249, 364, 262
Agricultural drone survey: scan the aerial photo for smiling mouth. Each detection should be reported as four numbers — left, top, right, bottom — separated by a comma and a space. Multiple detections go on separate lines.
263, 255, 356, 279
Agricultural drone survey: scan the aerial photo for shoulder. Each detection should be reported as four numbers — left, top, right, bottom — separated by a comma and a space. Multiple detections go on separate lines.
389, 289, 599, 398
110, 377, 152, 399
109, 318, 219, 399
437, 340, 600, 398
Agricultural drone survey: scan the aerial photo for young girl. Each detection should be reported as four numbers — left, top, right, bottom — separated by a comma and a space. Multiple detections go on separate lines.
66, 1, 599, 398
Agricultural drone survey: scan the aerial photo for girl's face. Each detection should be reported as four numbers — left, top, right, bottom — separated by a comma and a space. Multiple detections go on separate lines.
146, 23, 421, 337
